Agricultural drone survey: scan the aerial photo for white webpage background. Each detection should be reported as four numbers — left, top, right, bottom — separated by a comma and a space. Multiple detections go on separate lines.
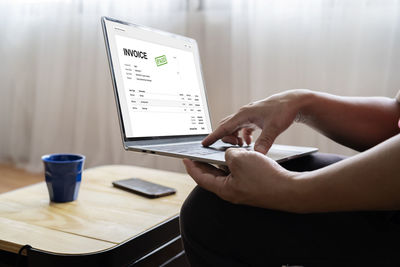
115, 35, 210, 138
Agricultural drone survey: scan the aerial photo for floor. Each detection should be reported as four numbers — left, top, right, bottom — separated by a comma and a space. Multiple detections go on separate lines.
0, 163, 43, 193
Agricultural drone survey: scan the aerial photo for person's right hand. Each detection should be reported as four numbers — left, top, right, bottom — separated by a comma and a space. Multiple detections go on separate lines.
202, 89, 310, 154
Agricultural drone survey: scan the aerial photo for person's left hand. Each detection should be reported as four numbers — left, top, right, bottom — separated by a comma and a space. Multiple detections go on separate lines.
183, 148, 299, 211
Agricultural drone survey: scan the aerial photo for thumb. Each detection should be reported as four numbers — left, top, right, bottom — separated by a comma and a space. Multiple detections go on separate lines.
225, 148, 247, 173
254, 126, 278, 154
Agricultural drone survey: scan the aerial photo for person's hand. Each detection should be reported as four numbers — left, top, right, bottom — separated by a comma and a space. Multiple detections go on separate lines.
202, 90, 310, 154
183, 148, 298, 211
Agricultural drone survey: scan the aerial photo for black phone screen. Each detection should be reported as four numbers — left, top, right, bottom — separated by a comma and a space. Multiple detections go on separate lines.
112, 178, 176, 198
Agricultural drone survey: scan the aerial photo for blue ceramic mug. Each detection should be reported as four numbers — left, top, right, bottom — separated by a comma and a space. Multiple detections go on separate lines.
41, 154, 85, 203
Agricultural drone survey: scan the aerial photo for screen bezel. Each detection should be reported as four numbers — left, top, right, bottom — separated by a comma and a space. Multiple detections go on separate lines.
101, 16, 212, 143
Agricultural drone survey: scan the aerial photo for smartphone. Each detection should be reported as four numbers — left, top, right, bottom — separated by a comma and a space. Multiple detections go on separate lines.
112, 178, 176, 198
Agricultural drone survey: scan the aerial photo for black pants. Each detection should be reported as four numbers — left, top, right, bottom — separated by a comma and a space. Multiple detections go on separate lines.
180, 153, 400, 267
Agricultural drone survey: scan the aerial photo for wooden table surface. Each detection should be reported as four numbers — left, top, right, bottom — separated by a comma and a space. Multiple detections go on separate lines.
0, 165, 196, 255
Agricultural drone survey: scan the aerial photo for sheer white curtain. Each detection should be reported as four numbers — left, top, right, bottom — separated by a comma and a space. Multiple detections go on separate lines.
0, 0, 399, 173
228, 0, 400, 155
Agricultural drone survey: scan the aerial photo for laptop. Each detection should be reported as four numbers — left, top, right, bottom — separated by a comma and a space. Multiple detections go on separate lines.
101, 17, 317, 165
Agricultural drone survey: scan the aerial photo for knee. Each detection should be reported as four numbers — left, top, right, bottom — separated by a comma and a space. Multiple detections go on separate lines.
280, 152, 346, 172
180, 185, 236, 249
180, 186, 217, 240
180, 186, 246, 266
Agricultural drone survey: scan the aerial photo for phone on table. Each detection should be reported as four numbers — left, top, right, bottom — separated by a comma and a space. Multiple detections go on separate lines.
112, 178, 176, 198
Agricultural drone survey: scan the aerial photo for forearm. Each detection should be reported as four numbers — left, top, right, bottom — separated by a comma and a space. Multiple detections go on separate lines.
295, 90, 400, 151
291, 133, 400, 213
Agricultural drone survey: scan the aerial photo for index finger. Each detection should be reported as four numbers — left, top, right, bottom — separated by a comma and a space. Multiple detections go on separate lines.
202, 113, 247, 147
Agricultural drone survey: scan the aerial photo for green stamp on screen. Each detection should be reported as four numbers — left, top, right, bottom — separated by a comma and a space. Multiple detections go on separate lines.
155, 55, 167, 67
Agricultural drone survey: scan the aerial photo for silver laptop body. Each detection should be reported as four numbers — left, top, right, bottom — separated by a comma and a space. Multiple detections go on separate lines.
101, 17, 317, 165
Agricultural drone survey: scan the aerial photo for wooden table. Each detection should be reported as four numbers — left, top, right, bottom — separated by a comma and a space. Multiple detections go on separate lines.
0, 165, 196, 266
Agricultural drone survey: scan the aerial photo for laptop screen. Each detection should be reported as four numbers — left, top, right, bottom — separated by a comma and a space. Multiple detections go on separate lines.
102, 17, 212, 140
